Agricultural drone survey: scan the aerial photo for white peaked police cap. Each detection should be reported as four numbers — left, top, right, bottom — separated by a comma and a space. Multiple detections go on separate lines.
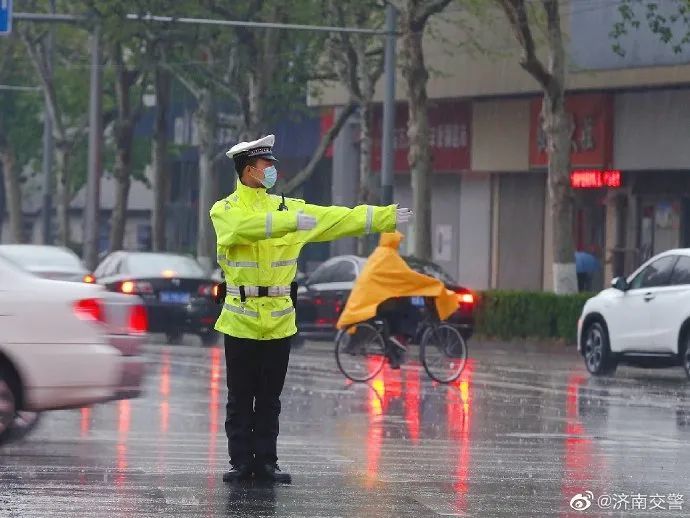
226, 134, 278, 162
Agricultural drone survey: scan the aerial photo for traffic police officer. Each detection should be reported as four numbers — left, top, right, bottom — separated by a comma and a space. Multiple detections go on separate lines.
210, 134, 413, 484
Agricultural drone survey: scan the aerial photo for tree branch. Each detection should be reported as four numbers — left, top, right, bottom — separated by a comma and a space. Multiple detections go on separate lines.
167, 64, 203, 100
542, 0, 564, 98
496, 0, 553, 93
417, 0, 454, 27
282, 100, 358, 195
19, 27, 67, 140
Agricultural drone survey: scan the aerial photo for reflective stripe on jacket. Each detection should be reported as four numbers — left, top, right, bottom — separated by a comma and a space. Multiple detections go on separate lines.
210, 181, 397, 340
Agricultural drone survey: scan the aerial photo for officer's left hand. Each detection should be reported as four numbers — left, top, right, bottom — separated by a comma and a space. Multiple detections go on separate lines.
395, 206, 414, 227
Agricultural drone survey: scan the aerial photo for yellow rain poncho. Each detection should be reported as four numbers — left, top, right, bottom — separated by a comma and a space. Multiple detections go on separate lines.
336, 232, 459, 330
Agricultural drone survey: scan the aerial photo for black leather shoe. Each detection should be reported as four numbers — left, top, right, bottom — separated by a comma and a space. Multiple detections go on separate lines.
222, 464, 252, 483
254, 463, 292, 484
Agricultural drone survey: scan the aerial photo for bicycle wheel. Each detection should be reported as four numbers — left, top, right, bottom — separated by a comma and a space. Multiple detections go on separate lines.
335, 322, 386, 382
420, 324, 468, 383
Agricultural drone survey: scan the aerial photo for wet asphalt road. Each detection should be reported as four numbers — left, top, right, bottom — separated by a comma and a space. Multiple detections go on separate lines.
2, 338, 690, 517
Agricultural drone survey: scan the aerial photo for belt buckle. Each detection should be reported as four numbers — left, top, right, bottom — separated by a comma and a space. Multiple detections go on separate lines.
258, 286, 269, 297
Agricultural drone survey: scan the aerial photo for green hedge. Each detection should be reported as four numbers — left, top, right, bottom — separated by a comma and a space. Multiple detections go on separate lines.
473, 291, 592, 344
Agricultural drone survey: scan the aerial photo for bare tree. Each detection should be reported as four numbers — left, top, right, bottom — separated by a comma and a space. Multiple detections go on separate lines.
394, 0, 454, 261
109, 42, 143, 252
325, 0, 385, 255
0, 37, 25, 244
495, 0, 577, 293
170, 60, 221, 272
20, 27, 88, 246
0, 130, 23, 244
150, 63, 171, 252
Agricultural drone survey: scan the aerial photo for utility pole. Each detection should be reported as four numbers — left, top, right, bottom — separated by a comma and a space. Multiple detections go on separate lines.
40, 0, 55, 244
380, 2, 397, 206
83, 25, 102, 270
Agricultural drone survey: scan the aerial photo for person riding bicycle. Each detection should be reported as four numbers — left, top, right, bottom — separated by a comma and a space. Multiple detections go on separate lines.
336, 231, 459, 368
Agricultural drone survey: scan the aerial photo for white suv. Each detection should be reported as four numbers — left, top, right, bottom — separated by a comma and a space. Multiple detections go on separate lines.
578, 249, 690, 378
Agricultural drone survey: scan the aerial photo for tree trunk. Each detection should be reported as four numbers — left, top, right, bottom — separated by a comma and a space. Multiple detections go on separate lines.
402, 25, 432, 260
0, 147, 23, 244
196, 88, 217, 273
152, 67, 171, 252
109, 50, 134, 253
110, 153, 131, 252
543, 93, 576, 293
245, 72, 263, 139
357, 103, 373, 256
54, 143, 70, 246
543, 0, 577, 294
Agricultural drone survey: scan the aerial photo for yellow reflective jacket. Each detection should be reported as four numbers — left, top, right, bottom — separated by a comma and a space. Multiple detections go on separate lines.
210, 181, 397, 340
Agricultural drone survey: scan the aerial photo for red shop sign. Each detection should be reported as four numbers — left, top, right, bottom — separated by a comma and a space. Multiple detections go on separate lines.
371, 101, 471, 173
530, 93, 613, 169
571, 169, 622, 189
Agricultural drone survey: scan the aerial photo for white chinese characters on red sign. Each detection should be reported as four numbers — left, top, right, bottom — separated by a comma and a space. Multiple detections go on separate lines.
372, 101, 471, 172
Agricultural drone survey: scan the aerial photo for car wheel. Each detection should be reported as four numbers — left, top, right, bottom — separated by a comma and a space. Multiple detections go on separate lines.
2, 412, 41, 444
166, 331, 184, 345
199, 331, 218, 347
583, 321, 617, 376
682, 334, 690, 380
0, 366, 18, 443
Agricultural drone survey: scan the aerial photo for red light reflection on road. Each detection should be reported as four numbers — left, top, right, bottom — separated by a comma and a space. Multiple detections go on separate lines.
160, 351, 170, 433
160, 350, 170, 397
116, 400, 130, 486
404, 369, 420, 444
560, 374, 606, 518
447, 360, 474, 513
207, 347, 222, 490
366, 364, 385, 486
80, 407, 91, 438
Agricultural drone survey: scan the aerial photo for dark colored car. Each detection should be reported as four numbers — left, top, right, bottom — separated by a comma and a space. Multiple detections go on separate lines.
295, 254, 475, 340
94, 252, 221, 346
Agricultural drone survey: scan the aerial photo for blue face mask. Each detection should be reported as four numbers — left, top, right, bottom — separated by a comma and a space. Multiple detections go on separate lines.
259, 165, 278, 189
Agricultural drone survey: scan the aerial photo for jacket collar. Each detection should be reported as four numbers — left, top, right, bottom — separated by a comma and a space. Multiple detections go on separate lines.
235, 180, 268, 205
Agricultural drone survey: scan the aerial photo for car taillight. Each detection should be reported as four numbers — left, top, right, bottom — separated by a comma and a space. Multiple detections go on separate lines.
456, 291, 474, 305
83, 274, 96, 284
128, 304, 148, 334
121, 280, 154, 294
211, 283, 220, 299
73, 298, 105, 323
198, 284, 213, 297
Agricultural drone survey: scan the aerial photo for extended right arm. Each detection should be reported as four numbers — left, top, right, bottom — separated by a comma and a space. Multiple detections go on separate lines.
210, 201, 297, 246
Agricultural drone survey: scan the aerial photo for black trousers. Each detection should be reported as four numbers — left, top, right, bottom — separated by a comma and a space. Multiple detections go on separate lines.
224, 334, 291, 467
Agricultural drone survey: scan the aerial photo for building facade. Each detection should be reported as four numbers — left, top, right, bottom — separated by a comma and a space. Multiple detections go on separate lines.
316, 0, 690, 292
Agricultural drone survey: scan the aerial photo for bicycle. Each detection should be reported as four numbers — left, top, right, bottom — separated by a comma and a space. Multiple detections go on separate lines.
334, 296, 468, 384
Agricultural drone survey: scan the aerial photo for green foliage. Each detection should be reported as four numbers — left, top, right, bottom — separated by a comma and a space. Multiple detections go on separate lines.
612, 0, 690, 56
0, 35, 43, 177
474, 291, 592, 344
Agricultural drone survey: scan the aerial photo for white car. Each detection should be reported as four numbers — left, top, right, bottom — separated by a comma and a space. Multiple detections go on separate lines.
0, 255, 141, 443
578, 249, 690, 378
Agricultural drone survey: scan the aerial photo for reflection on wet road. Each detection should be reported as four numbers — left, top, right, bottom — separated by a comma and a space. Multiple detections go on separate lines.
2, 341, 690, 516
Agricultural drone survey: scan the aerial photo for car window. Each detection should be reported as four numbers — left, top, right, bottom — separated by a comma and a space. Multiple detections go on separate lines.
670, 256, 690, 285
124, 254, 206, 277
329, 260, 356, 282
630, 256, 678, 290
113, 257, 125, 275
403, 256, 456, 285
307, 262, 337, 285
308, 260, 356, 284
94, 255, 114, 278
